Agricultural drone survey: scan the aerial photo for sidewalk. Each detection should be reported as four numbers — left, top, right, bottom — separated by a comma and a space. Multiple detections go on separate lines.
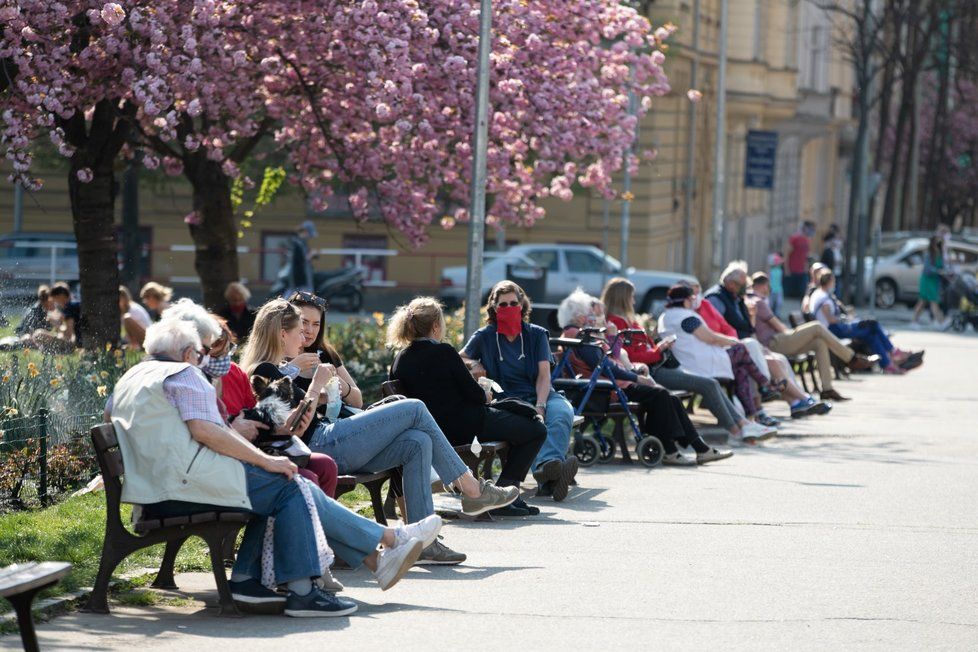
3, 328, 977, 650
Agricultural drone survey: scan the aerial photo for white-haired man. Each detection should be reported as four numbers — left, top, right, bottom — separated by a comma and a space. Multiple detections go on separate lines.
108, 318, 440, 617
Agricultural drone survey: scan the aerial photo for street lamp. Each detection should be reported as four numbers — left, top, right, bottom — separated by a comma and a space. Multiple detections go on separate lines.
463, 0, 493, 340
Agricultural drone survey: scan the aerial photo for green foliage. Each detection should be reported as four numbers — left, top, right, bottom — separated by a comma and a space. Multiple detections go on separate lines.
232, 166, 287, 238
0, 494, 211, 603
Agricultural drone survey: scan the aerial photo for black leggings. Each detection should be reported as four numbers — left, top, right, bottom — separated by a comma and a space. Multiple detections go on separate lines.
622, 384, 709, 455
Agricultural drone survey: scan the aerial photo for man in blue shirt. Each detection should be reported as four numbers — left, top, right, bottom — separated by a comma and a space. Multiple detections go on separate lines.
461, 281, 578, 502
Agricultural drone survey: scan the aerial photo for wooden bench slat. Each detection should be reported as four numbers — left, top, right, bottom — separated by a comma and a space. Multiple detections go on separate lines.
0, 562, 72, 598
91, 423, 118, 452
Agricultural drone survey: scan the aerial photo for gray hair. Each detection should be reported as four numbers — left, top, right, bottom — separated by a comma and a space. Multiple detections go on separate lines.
558, 288, 599, 329
143, 319, 202, 361
161, 298, 222, 343
720, 260, 749, 284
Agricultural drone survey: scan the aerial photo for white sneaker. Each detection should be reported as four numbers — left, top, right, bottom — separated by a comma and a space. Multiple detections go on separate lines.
374, 537, 423, 591
909, 322, 923, 331
662, 451, 697, 466
740, 422, 777, 443
393, 514, 442, 549
697, 447, 734, 464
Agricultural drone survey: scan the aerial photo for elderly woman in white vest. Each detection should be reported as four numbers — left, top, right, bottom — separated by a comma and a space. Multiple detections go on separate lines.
657, 285, 777, 444
108, 318, 441, 617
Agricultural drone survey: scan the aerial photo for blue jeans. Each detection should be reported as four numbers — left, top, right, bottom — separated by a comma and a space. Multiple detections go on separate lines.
232, 465, 324, 586
531, 391, 574, 471
309, 399, 469, 524
235, 467, 386, 578
829, 321, 894, 368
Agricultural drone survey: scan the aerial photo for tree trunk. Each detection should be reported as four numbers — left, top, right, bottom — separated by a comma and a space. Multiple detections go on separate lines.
881, 81, 912, 231
68, 156, 121, 349
186, 157, 239, 309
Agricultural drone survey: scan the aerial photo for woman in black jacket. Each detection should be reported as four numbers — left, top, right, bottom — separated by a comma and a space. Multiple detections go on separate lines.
388, 297, 547, 515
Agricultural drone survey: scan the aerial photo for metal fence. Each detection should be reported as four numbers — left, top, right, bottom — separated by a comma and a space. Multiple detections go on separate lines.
0, 409, 102, 510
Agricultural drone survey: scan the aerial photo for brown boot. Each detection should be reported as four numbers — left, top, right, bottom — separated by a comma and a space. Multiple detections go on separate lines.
847, 354, 876, 371
820, 388, 850, 402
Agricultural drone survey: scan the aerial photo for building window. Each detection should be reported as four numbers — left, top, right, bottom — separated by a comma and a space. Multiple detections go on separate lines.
341, 234, 390, 285
261, 231, 293, 282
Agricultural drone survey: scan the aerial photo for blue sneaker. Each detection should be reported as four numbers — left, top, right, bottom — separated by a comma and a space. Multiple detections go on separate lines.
285, 587, 358, 617
230, 578, 286, 614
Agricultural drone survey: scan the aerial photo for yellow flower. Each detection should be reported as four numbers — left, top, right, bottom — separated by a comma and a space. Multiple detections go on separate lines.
55, 362, 63, 371
100, 371, 109, 379
96, 385, 108, 397
621, 191, 635, 202
106, 342, 112, 352
49, 378, 60, 388
1, 374, 9, 383
372, 312, 385, 326
27, 363, 40, 378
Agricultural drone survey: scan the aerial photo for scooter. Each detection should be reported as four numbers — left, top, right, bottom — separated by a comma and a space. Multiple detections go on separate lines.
268, 265, 365, 312
313, 266, 365, 312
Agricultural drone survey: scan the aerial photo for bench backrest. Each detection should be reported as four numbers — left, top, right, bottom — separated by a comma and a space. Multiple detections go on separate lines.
788, 311, 803, 328
90, 423, 127, 533
381, 379, 403, 398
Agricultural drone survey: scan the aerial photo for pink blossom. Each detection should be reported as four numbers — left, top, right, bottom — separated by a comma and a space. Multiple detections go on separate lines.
100, 3, 125, 28
76, 168, 93, 183
686, 89, 703, 104
183, 211, 201, 226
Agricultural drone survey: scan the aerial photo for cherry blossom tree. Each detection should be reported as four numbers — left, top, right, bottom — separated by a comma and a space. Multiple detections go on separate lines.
2, 0, 671, 319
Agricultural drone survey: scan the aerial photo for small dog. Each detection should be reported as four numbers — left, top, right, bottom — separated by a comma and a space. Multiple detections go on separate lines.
242, 375, 294, 436
241, 375, 312, 467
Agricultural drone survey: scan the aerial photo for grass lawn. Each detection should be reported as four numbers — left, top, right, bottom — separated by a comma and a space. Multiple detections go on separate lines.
0, 483, 374, 614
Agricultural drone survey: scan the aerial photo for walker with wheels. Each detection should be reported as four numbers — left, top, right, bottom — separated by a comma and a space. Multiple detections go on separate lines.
550, 327, 664, 468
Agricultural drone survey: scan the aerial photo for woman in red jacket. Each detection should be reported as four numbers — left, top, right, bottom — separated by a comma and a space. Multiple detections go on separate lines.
601, 278, 769, 441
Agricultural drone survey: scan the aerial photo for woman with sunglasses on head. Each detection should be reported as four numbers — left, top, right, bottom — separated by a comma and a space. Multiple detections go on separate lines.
459, 281, 579, 502
286, 291, 362, 410
241, 300, 519, 565
162, 300, 340, 498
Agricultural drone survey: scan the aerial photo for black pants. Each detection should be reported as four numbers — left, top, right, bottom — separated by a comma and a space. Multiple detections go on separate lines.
448, 407, 547, 487
622, 384, 709, 455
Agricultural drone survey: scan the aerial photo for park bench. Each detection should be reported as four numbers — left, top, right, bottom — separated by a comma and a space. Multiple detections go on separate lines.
0, 561, 71, 652
334, 470, 392, 526
86, 423, 251, 617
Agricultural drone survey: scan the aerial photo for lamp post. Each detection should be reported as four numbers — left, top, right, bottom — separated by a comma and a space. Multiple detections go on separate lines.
710, 0, 730, 279
463, 0, 493, 340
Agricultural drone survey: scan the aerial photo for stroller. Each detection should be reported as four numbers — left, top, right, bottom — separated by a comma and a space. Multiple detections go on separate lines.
550, 327, 664, 468
946, 273, 978, 332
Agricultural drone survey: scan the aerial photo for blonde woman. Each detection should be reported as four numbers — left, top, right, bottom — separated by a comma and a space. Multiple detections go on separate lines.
241, 300, 518, 564
139, 281, 174, 321
388, 297, 547, 517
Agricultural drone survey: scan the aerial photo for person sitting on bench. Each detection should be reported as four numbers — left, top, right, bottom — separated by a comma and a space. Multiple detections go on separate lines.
601, 277, 766, 442
388, 297, 547, 519
748, 272, 874, 400
241, 300, 519, 564
107, 319, 439, 617
460, 281, 580, 502
557, 289, 732, 466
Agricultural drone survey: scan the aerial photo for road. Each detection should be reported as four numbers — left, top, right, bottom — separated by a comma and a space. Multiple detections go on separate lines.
3, 325, 977, 650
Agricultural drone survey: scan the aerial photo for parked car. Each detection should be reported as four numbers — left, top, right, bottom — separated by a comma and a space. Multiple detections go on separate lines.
868, 237, 978, 309
0, 232, 78, 305
440, 243, 696, 314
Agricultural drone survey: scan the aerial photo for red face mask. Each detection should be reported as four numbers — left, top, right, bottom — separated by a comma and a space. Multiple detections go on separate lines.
495, 305, 523, 337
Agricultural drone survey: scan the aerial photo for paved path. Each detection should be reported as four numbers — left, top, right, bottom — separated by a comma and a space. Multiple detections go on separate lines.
4, 328, 977, 650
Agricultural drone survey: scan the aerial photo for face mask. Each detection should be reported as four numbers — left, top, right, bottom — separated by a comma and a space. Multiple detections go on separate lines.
691, 295, 703, 310
196, 354, 211, 370
737, 284, 748, 297
202, 355, 231, 378
496, 305, 523, 337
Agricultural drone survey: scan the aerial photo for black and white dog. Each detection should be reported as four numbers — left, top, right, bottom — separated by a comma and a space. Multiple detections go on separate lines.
241, 375, 311, 467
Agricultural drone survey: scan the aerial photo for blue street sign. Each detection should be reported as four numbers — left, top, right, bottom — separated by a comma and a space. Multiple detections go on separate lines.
745, 130, 778, 190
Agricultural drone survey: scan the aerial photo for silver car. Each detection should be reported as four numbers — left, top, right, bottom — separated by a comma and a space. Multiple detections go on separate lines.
870, 238, 978, 309
0, 232, 79, 302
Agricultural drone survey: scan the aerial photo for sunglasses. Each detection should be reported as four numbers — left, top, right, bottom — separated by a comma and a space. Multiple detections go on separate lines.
288, 291, 329, 310
496, 300, 521, 307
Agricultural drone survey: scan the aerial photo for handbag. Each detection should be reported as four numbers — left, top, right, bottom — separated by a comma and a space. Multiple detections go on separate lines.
490, 397, 544, 422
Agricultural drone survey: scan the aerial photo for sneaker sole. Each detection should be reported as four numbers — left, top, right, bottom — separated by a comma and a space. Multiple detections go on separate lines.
231, 593, 287, 605
742, 431, 776, 443
460, 490, 519, 517
415, 557, 466, 566
377, 539, 422, 591
285, 604, 358, 618
697, 452, 733, 464
552, 458, 577, 502
531, 459, 562, 486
